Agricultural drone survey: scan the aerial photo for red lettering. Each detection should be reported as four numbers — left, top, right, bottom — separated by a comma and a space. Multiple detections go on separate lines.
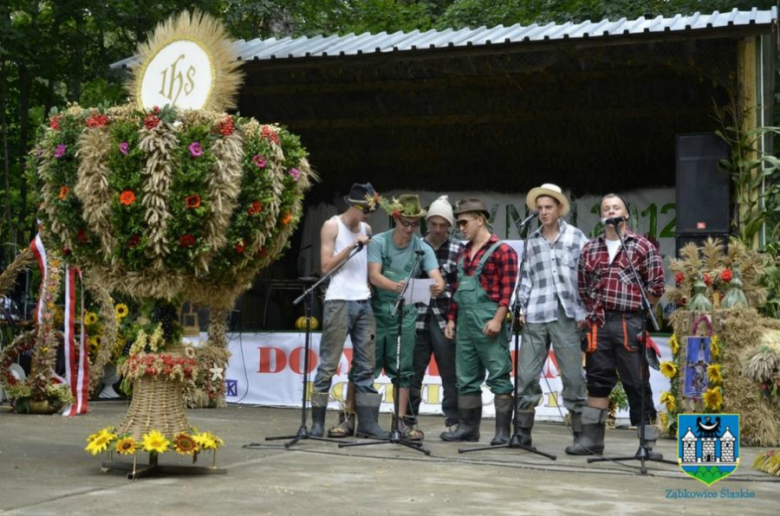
289, 347, 318, 374
543, 351, 559, 379
428, 356, 440, 377
258, 347, 286, 373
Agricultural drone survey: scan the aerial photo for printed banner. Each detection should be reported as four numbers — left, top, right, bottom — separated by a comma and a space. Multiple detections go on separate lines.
196, 332, 674, 422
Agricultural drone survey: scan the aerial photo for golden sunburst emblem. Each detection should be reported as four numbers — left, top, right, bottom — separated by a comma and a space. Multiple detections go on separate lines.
128, 10, 244, 112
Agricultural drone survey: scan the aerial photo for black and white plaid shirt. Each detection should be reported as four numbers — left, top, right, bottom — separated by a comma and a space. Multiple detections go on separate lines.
519, 219, 589, 323
416, 235, 464, 332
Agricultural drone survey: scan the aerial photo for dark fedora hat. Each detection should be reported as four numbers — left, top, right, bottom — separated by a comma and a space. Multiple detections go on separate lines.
344, 182, 379, 211
453, 197, 490, 220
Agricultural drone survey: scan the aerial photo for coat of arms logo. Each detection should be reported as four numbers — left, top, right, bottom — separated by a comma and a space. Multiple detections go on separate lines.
678, 413, 740, 485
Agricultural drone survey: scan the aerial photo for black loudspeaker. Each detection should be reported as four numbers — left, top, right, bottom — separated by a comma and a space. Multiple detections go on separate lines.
676, 134, 730, 256
675, 133, 730, 234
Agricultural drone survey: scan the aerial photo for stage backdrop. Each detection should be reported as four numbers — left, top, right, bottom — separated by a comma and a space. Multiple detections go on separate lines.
189, 332, 673, 424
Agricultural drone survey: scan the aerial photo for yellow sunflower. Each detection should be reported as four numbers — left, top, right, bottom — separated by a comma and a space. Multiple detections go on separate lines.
115, 437, 137, 455
141, 430, 171, 454
669, 334, 680, 356
115, 303, 129, 320
85, 430, 116, 455
83, 312, 98, 326
88, 336, 100, 354
658, 411, 669, 429
703, 387, 723, 411
87, 426, 116, 443
660, 361, 678, 380
707, 364, 722, 386
192, 431, 223, 450
710, 336, 721, 359
660, 391, 676, 413
173, 433, 199, 455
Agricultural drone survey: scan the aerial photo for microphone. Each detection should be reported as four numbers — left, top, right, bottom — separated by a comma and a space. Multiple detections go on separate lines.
604, 216, 626, 226
355, 236, 371, 252
517, 209, 540, 229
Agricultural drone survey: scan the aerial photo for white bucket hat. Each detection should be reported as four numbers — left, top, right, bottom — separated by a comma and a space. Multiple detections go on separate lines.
427, 195, 454, 226
526, 183, 570, 216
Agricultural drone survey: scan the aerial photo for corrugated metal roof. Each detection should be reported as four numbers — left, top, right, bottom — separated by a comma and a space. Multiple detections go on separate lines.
111, 7, 777, 69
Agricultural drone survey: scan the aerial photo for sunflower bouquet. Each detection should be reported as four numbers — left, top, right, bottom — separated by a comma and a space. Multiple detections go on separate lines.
86, 425, 223, 464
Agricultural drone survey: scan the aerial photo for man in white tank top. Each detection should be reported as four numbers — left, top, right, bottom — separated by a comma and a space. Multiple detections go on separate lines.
310, 183, 389, 439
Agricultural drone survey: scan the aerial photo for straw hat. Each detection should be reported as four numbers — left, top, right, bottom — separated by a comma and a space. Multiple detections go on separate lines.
525, 183, 570, 216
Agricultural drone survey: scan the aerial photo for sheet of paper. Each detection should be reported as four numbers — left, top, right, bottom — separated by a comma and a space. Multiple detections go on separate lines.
404, 278, 435, 305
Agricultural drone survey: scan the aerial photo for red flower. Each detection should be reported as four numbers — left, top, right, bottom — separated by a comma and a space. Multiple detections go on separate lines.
127, 234, 141, 248
257, 246, 268, 258
392, 210, 400, 219
62, 247, 71, 255
721, 269, 733, 283
77, 228, 88, 244
260, 125, 280, 145
247, 201, 262, 216
49, 116, 61, 130
217, 117, 234, 136
153, 106, 161, 114
119, 190, 135, 206
86, 114, 109, 128
144, 114, 160, 130
674, 271, 684, 285
58, 186, 70, 200
185, 194, 201, 209
703, 273, 712, 286
179, 234, 196, 247
281, 212, 292, 225
235, 239, 245, 254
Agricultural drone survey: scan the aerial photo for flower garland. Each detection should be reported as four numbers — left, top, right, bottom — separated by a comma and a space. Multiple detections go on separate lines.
85, 425, 222, 457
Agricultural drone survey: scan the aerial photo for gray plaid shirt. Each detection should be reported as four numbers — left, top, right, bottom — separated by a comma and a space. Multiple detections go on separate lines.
519, 219, 588, 323
416, 235, 464, 332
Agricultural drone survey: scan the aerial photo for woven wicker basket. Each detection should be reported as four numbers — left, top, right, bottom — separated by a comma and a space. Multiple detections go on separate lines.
117, 375, 190, 440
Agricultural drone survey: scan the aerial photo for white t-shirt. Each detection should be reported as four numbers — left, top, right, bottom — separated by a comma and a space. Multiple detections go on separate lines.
606, 238, 622, 264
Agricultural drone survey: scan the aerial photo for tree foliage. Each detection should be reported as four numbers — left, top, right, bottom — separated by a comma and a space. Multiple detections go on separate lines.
1, 0, 778, 256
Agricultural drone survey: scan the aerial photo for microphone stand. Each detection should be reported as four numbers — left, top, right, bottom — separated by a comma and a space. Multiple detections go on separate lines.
247, 243, 367, 449
459, 211, 556, 459
340, 250, 431, 455
587, 223, 676, 474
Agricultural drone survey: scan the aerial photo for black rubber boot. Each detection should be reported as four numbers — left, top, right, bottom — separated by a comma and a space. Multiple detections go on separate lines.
512, 410, 535, 449
570, 411, 583, 442
440, 394, 482, 442
310, 391, 329, 437
355, 392, 390, 439
565, 406, 606, 456
639, 424, 663, 460
491, 394, 513, 445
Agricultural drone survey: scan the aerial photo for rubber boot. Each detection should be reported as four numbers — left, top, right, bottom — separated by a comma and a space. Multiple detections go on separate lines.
440, 394, 482, 442
569, 411, 583, 448
639, 424, 663, 460
565, 406, 606, 456
491, 394, 513, 445
327, 382, 356, 438
512, 410, 535, 449
310, 391, 329, 437
355, 392, 390, 439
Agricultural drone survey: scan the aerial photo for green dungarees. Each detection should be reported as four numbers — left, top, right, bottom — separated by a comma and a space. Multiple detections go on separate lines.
454, 241, 513, 396
372, 235, 421, 387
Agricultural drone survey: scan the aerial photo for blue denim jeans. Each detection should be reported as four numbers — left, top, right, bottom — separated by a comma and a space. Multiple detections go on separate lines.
313, 300, 377, 394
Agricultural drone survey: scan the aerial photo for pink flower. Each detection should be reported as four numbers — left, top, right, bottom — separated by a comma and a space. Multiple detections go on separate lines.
253, 155, 266, 168
119, 142, 129, 155
54, 144, 67, 159
289, 168, 300, 181
189, 142, 203, 157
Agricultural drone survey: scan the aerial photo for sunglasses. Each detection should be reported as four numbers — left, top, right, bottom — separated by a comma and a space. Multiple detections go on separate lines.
398, 218, 420, 228
456, 218, 471, 228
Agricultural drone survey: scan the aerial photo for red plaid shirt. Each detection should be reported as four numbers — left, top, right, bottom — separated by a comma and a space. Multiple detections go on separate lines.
577, 230, 665, 326
448, 234, 518, 322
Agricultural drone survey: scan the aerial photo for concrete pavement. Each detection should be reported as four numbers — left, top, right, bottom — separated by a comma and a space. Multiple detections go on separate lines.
1, 401, 778, 515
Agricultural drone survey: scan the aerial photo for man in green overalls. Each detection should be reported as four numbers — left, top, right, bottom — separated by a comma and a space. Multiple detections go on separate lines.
442, 198, 518, 444
368, 194, 445, 440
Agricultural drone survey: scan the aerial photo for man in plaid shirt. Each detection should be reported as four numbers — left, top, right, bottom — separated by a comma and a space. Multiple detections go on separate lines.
516, 184, 588, 453
442, 198, 518, 445
570, 193, 665, 457
409, 196, 463, 429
